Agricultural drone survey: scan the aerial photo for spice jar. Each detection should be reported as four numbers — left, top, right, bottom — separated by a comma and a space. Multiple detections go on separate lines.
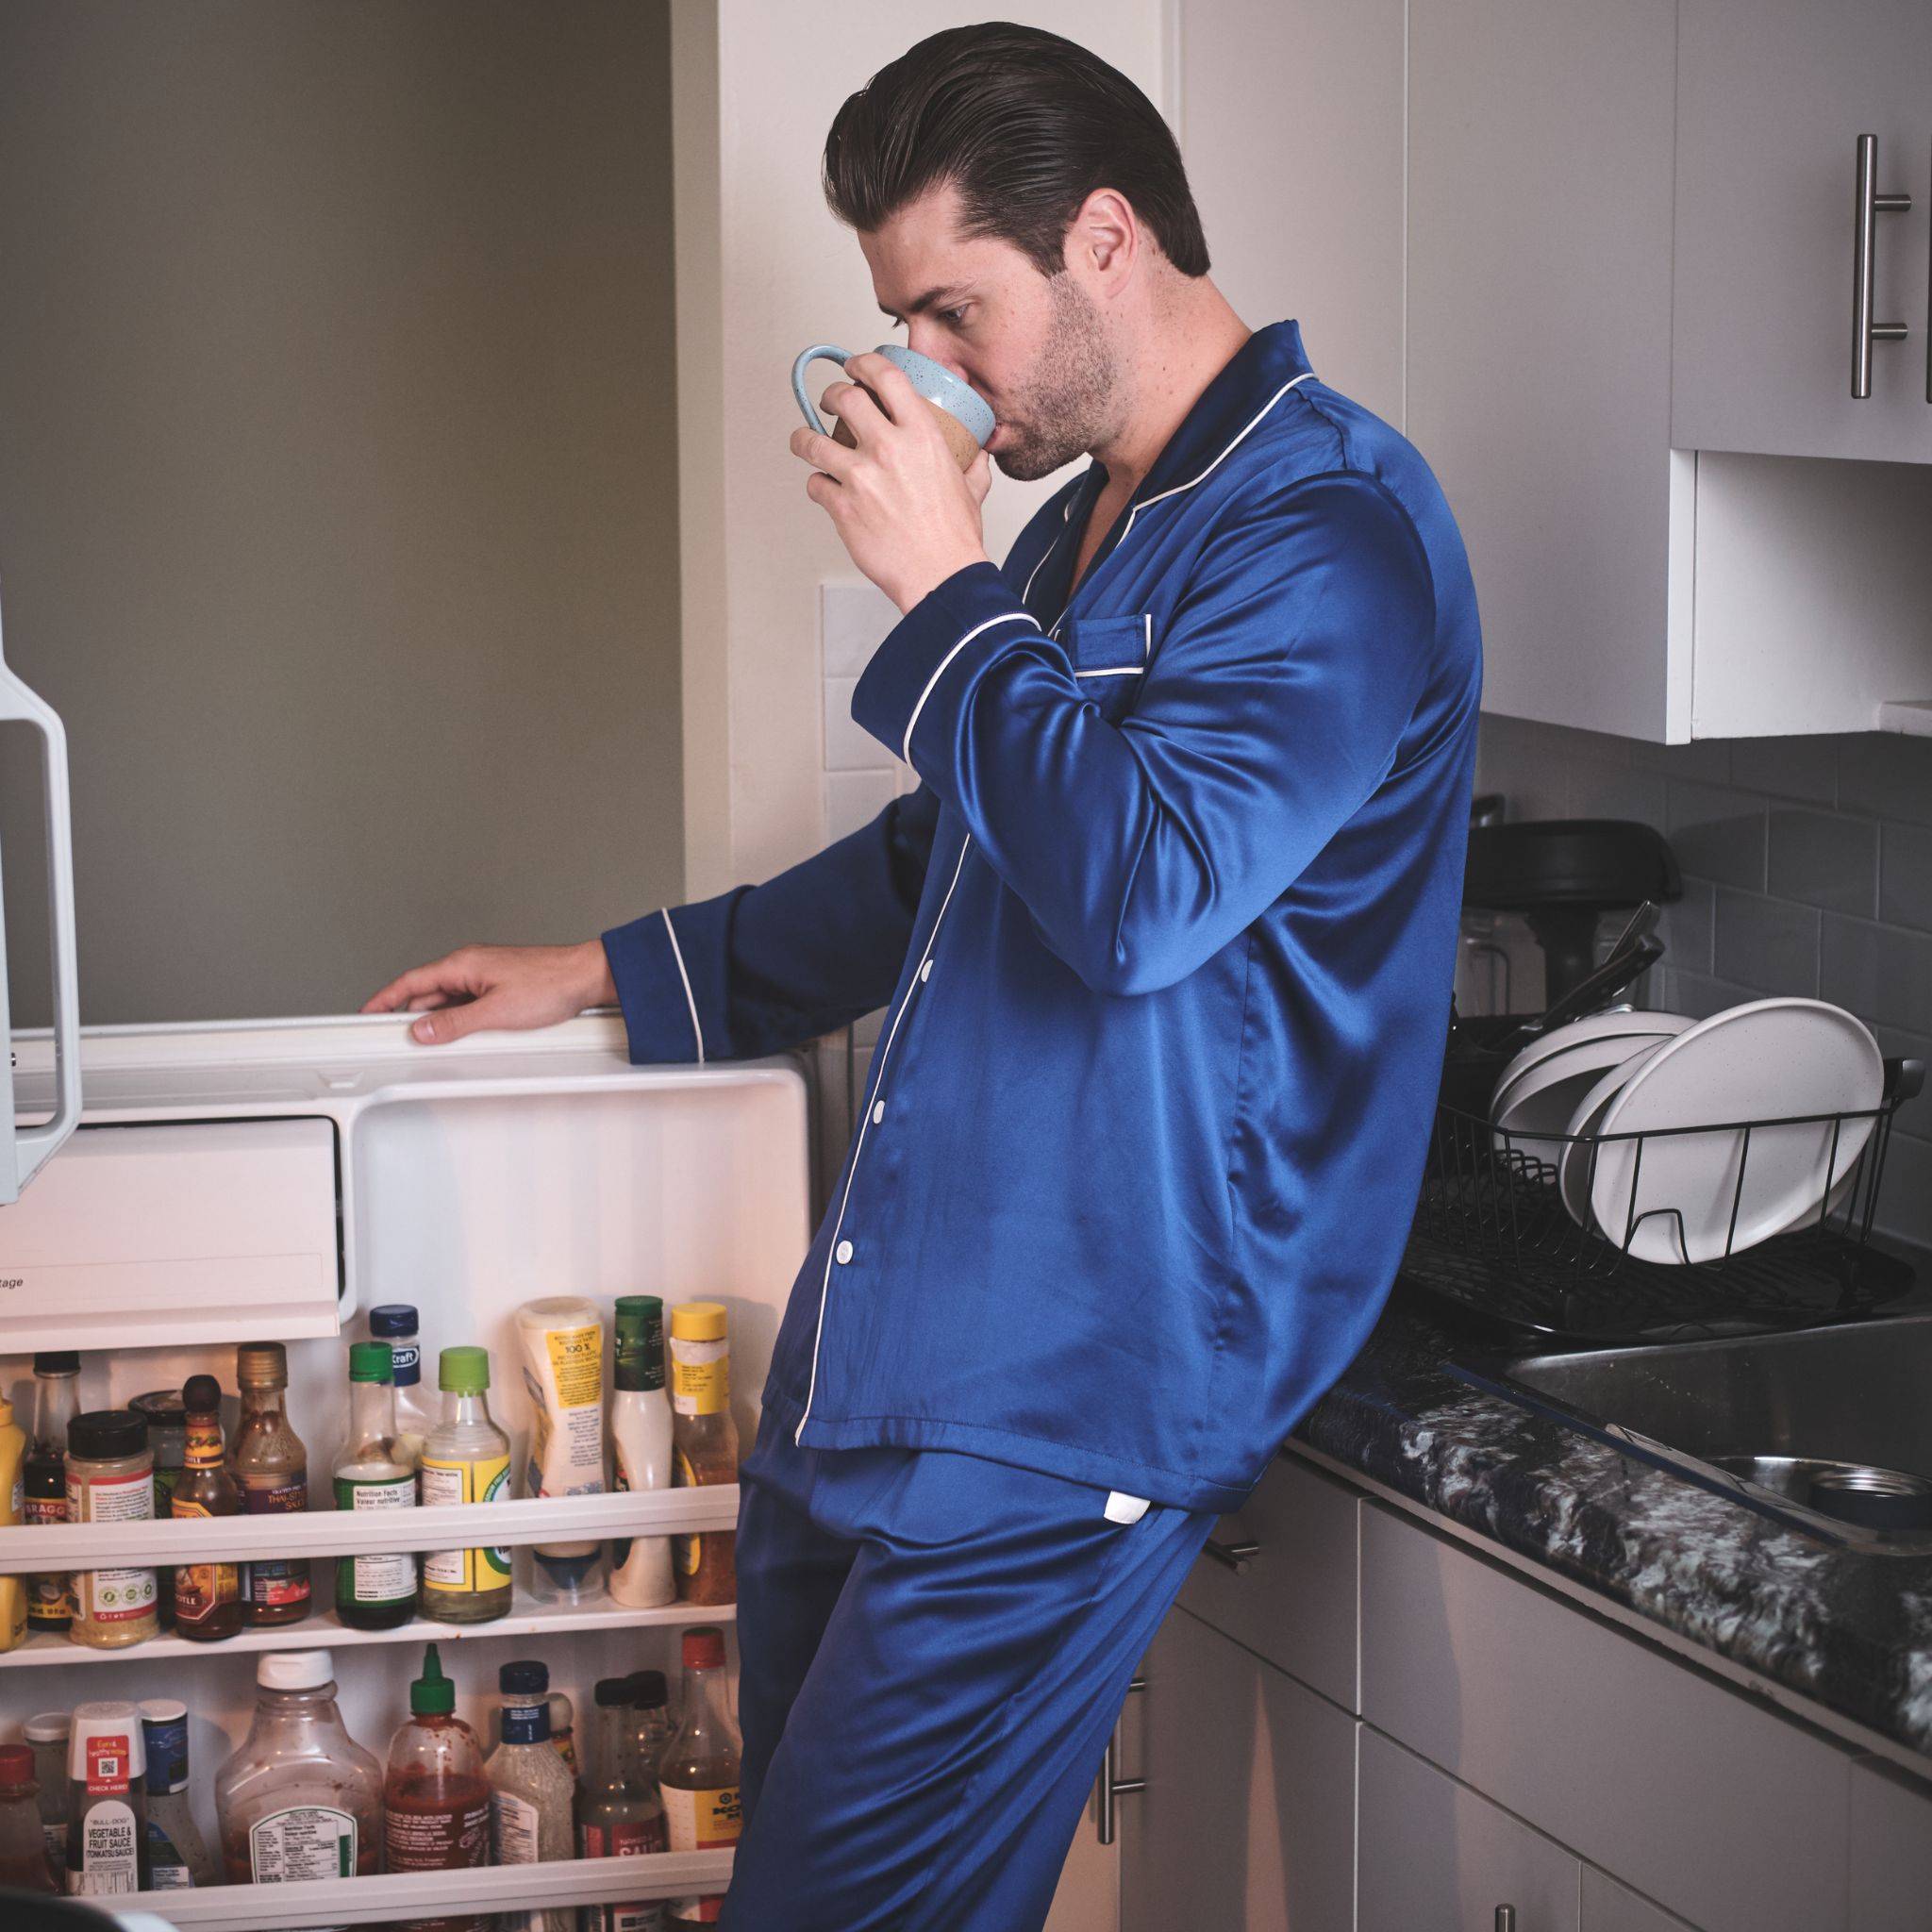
65, 1412, 158, 1649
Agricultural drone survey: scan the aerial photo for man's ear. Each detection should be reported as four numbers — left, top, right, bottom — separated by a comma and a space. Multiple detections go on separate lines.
1067, 188, 1139, 294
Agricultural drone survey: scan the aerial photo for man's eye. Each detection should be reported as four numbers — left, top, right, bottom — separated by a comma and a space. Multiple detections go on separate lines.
940, 307, 968, 328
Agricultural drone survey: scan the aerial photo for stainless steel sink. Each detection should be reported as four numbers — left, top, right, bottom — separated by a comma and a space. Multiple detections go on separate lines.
1462, 1309, 1932, 1554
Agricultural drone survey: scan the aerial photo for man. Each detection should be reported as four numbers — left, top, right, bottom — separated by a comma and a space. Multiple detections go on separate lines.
367, 23, 1480, 1929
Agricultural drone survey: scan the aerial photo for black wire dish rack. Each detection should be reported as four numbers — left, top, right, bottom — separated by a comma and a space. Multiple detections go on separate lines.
1400, 1014, 1925, 1345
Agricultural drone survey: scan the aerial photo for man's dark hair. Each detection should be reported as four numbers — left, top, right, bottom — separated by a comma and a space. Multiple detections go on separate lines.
823, 23, 1209, 279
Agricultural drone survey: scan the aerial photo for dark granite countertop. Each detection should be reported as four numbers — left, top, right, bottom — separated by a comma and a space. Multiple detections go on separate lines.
1290, 1283, 1932, 1767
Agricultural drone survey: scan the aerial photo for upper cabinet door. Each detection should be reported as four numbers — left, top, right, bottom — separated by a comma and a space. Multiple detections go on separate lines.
1674, 0, 1932, 461
1406, 0, 1682, 741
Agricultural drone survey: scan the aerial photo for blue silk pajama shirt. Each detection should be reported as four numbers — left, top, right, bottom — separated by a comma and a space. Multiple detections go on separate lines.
603, 320, 1482, 1929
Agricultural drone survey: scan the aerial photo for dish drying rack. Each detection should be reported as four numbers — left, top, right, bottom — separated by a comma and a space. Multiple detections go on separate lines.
1400, 1017, 1924, 1345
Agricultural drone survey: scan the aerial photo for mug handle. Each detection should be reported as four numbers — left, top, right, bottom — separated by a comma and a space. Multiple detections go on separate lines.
791, 344, 857, 436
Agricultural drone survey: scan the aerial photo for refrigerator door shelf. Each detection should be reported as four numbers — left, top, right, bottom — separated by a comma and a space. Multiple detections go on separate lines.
114, 1846, 735, 1930
0, 1586, 735, 1672
0, 1115, 341, 1351
0, 1477, 739, 1574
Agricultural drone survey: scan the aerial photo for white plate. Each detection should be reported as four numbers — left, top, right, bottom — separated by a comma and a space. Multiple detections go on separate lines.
1491, 1015, 1693, 1160
1491, 1008, 1695, 1108
1588, 998, 1883, 1264
1557, 1040, 1674, 1230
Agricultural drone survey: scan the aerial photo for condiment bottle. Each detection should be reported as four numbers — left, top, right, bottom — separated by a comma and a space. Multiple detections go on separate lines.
370, 1302, 438, 1463
658, 1626, 741, 1860
334, 1341, 418, 1630
23, 1712, 70, 1873
140, 1699, 216, 1889
65, 1700, 148, 1894
0, 1743, 56, 1894
547, 1690, 580, 1775
608, 1295, 676, 1609
485, 1659, 577, 1932
171, 1374, 243, 1642
230, 1341, 311, 1625
128, 1389, 186, 1630
215, 1650, 382, 1887
65, 1411, 158, 1648
625, 1671, 675, 1781
24, 1351, 78, 1637
0, 1393, 26, 1652
668, 1302, 739, 1604
515, 1296, 607, 1605
384, 1643, 491, 1932
418, 1346, 512, 1624
577, 1675, 665, 1932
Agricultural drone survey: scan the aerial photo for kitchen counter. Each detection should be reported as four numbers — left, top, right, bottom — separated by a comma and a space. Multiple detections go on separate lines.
1290, 1284, 1932, 1767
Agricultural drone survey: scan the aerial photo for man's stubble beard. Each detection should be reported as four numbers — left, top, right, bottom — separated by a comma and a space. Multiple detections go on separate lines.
991, 275, 1122, 483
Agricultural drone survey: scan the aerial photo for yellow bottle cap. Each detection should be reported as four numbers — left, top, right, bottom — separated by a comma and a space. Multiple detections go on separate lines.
670, 1300, 728, 1341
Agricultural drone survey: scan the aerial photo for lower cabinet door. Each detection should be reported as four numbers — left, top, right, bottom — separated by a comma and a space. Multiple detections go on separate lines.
1581, 1867, 1699, 1931
1121, 1606, 1357, 1931
1044, 1775, 1121, 1932
1358, 1727, 1581, 1932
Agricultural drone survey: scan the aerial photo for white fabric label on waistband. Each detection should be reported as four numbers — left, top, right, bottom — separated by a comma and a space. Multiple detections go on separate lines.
1104, 1491, 1150, 1524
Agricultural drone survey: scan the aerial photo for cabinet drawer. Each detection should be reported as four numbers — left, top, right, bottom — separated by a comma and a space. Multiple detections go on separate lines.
1123, 1607, 1357, 1932
1175, 1451, 1357, 1709
1359, 1503, 1849, 1932
1581, 1869, 1699, 1932
1849, 1755, 1932, 1932
1358, 1727, 1580, 1932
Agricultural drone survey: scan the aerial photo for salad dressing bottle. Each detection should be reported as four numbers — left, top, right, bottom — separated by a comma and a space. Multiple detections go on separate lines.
418, 1347, 512, 1623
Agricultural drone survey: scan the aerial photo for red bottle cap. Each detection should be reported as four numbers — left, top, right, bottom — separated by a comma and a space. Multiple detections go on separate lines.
0, 1744, 34, 1789
681, 1626, 726, 1670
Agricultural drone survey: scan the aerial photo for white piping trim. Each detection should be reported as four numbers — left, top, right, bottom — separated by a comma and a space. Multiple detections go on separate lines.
660, 908, 705, 1066
1074, 666, 1143, 679
1112, 372, 1316, 555
1021, 531, 1061, 606
795, 834, 975, 1444
899, 612, 1039, 764
1143, 612, 1153, 660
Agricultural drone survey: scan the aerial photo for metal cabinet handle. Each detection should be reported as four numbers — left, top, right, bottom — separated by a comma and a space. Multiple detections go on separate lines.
1494, 1908, 1517, 1932
1203, 1537, 1259, 1573
0, 600, 82, 1204
1852, 133, 1912, 397
1096, 1674, 1146, 1846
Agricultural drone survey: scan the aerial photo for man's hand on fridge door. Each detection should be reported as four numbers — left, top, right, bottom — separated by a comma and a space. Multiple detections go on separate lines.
359, 940, 617, 1044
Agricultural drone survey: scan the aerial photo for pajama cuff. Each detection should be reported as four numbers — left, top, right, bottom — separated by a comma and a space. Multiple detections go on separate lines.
852, 562, 1044, 774
600, 902, 714, 1065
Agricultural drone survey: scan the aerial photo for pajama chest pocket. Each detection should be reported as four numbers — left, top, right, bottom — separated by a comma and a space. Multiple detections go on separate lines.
1066, 613, 1151, 723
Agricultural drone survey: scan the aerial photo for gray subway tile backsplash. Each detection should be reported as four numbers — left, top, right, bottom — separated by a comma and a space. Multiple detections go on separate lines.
1765, 808, 1878, 917
1478, 715, 1932, 1244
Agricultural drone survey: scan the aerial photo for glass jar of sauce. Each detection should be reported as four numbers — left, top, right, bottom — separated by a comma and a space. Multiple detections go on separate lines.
65, 1413, 158, 1649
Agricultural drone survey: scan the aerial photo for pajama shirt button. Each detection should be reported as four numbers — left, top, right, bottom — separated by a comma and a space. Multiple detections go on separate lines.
835, 1239, 854, 1264
872, 1100, 886, 1124
920, 959, 933, 982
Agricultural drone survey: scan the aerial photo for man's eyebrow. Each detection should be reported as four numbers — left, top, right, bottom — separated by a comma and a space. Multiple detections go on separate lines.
879, 284, 970, 322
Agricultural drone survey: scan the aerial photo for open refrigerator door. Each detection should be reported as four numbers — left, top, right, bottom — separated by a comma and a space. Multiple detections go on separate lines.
0, 1009, 809, 1925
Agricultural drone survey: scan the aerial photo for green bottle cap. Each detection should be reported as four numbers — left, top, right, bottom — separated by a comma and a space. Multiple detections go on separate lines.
348, 1342, 394, 1384
614, 1296, 661, 1341
411, 1642, 456, 1716
438, 1345, 491, 1394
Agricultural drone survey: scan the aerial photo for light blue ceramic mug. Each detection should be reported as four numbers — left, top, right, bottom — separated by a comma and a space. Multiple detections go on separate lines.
791, 342, 995, 470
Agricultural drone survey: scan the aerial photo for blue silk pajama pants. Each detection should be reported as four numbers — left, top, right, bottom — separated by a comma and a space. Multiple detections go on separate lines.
717, 1404, 1223, 1931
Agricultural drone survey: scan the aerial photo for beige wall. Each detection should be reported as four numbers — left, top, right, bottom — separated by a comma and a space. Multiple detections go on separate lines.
670, 0, 1172, 897
0, 0, 682, 1026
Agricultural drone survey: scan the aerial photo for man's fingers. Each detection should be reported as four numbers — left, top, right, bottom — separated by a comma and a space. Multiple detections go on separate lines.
821, 378, 891, 443
361, 961, 455, 1013
410, 994, 495, 1046
843, 352, 921, 424
789, 424, 855, 476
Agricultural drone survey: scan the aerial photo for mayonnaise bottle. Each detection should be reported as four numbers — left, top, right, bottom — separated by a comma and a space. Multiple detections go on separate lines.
513, 1298, 606, 1604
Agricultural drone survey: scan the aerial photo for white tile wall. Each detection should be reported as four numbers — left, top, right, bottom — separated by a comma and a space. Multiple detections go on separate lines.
818, 580, 916, 822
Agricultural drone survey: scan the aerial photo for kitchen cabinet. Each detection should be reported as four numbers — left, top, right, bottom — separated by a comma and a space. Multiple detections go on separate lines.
1402, 0, 1932, 742
1848, 1753, 1932, 1932
1673, 0, 1932, 462
1358, 1726, 1581, 1932
1580, 1870, 1700, 1932
1120, 1605, 1357, 1932
1044, 1785, 1119, 1932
